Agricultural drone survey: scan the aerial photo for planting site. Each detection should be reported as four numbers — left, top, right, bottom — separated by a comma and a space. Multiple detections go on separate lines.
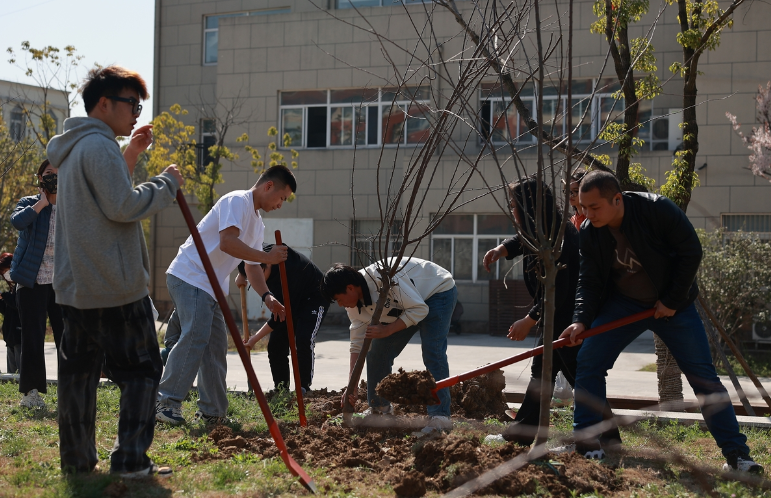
189, 371, 669, 497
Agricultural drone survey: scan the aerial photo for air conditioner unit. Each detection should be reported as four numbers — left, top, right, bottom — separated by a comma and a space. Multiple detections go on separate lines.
752, 320, 771, 343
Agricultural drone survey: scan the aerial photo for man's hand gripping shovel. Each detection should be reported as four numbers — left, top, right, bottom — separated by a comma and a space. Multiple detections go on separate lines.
427, 309, 656, 404
176, 191, 317, 493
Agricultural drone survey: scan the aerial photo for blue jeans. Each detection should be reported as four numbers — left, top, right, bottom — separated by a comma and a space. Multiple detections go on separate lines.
574, 294, 749, 458
367, 286, 457, 417
157, 274, 229, 417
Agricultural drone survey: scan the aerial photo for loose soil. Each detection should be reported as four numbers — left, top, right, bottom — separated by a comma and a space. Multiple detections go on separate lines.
376, 368, 438, 406
375, 368, 509, 420
195, 388, 664, 497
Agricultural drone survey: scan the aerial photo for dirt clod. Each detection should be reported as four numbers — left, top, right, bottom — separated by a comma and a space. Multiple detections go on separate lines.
450, 369, 507, 419
103, 481, 128, 498
393, 470, 427, 497
376, 368, 437, 405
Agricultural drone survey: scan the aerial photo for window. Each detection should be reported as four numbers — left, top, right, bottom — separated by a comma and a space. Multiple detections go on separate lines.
10, 106, 25, 142
479, 78, 665, 147
337, 0, 426, 8
203, 8, 290, 65
199, 119, 216, 168
430, 214, 522, 282
722, 214, 771, 234
350, 219, 403, 268
279, 87, 431, 149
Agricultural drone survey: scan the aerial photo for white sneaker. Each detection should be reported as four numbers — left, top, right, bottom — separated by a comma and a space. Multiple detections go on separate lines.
421, 415, 453, 434
551, 443, 605, 460
358, 405, 394, 416
723, 454, 763, 474
20, 389, 46, 409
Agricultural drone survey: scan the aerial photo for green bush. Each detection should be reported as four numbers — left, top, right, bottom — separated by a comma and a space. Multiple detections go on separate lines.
697, 228, 771, 344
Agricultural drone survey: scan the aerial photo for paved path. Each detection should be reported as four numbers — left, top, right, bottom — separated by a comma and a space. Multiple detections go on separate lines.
1, 326, 769, 406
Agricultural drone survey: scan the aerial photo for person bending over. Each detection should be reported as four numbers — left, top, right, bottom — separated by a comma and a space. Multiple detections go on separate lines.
483, 177, 620, 447
559, 170, 762, 473
320, 258, 457, 433
237, 245, 330, 393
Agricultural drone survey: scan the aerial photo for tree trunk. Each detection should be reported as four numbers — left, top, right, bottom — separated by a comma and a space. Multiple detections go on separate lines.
654, 334, 684, 407
535, 262, 557, 447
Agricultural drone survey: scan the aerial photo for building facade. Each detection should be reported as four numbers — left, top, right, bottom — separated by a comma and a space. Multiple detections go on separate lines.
0, 80, 69, 143
152, 0, 771, 328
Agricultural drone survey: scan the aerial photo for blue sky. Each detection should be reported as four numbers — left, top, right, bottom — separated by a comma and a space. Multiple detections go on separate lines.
0, 0, 156, 128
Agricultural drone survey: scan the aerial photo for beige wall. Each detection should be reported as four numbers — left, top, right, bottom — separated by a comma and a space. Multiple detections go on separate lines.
0, 80, 69, 139
153, 0, 771, 323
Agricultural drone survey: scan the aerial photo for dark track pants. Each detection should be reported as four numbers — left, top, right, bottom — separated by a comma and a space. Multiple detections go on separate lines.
17, 283, 63, 393
58, 297, 163, 474
268, 298, 328, 391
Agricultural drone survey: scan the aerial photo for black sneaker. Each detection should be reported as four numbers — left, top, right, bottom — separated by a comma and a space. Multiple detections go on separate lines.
723, 453, 763, 474
155, 402, 186, 426
193, 410, 230, 426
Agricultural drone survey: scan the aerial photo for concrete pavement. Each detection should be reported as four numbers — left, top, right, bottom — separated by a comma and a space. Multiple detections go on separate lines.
1, 325, 770, 407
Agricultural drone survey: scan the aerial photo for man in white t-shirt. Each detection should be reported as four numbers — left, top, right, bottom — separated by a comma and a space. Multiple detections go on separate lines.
156, 166, 296, 426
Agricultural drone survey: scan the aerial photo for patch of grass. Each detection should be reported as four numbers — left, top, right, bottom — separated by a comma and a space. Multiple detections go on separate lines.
211, 460, 246, 488
639, 363, 658, 372
716, 352, 771, 378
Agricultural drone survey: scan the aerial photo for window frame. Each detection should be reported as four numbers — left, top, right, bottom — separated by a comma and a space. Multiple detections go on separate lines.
279, 87, 431, 149
350, 219, 404, 269
430, 214, 522, 283
479, 79, 636, 147
10, 106, 26, 142
336, 0, 428, 9
199, 118, 217, 169
202, 8, 291, 66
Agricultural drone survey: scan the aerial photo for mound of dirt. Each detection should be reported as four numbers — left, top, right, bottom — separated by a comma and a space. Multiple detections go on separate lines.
194, 389, 660, 497
393, 470, 427, 497
376, 368, 438, 405
450, 369, 508, 419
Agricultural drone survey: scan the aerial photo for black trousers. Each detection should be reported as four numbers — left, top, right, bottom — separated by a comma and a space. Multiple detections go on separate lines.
17, 283, 63, 393
267, 298, 329, 391
512, 314, 622, 445
58, 297, 163, 474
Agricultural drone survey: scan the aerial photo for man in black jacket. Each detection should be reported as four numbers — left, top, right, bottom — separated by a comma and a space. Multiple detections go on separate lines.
483, 177, 619, 446
560, 171, 761, 473
238, 245, 329, 392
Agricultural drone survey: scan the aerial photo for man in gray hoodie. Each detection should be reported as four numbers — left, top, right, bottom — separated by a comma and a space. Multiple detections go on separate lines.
47, 65, 183, 478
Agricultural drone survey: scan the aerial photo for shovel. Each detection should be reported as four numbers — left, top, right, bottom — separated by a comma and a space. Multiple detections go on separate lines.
274, 230, 307, 426
176, 191, 316, 493
428, 308, 656, 404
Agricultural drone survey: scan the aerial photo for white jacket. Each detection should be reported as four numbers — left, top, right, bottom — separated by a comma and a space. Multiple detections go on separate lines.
347, 258, 455, 353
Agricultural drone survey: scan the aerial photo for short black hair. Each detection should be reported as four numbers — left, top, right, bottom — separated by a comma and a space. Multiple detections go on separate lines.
508, 176, 562, 236
580, 170, 621, 201
0, 252, 13, 272
81, 65, 149, 114
320, 263, 361, 302
256, 165, 297, 193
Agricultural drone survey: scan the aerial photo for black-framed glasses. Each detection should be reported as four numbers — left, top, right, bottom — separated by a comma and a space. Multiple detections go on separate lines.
107, 96, 142, 116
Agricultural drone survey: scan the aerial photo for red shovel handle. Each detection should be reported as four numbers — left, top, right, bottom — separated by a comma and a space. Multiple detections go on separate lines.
176, 192, 316, 493
274, 230, 307, 426
429, 308, 656, 402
